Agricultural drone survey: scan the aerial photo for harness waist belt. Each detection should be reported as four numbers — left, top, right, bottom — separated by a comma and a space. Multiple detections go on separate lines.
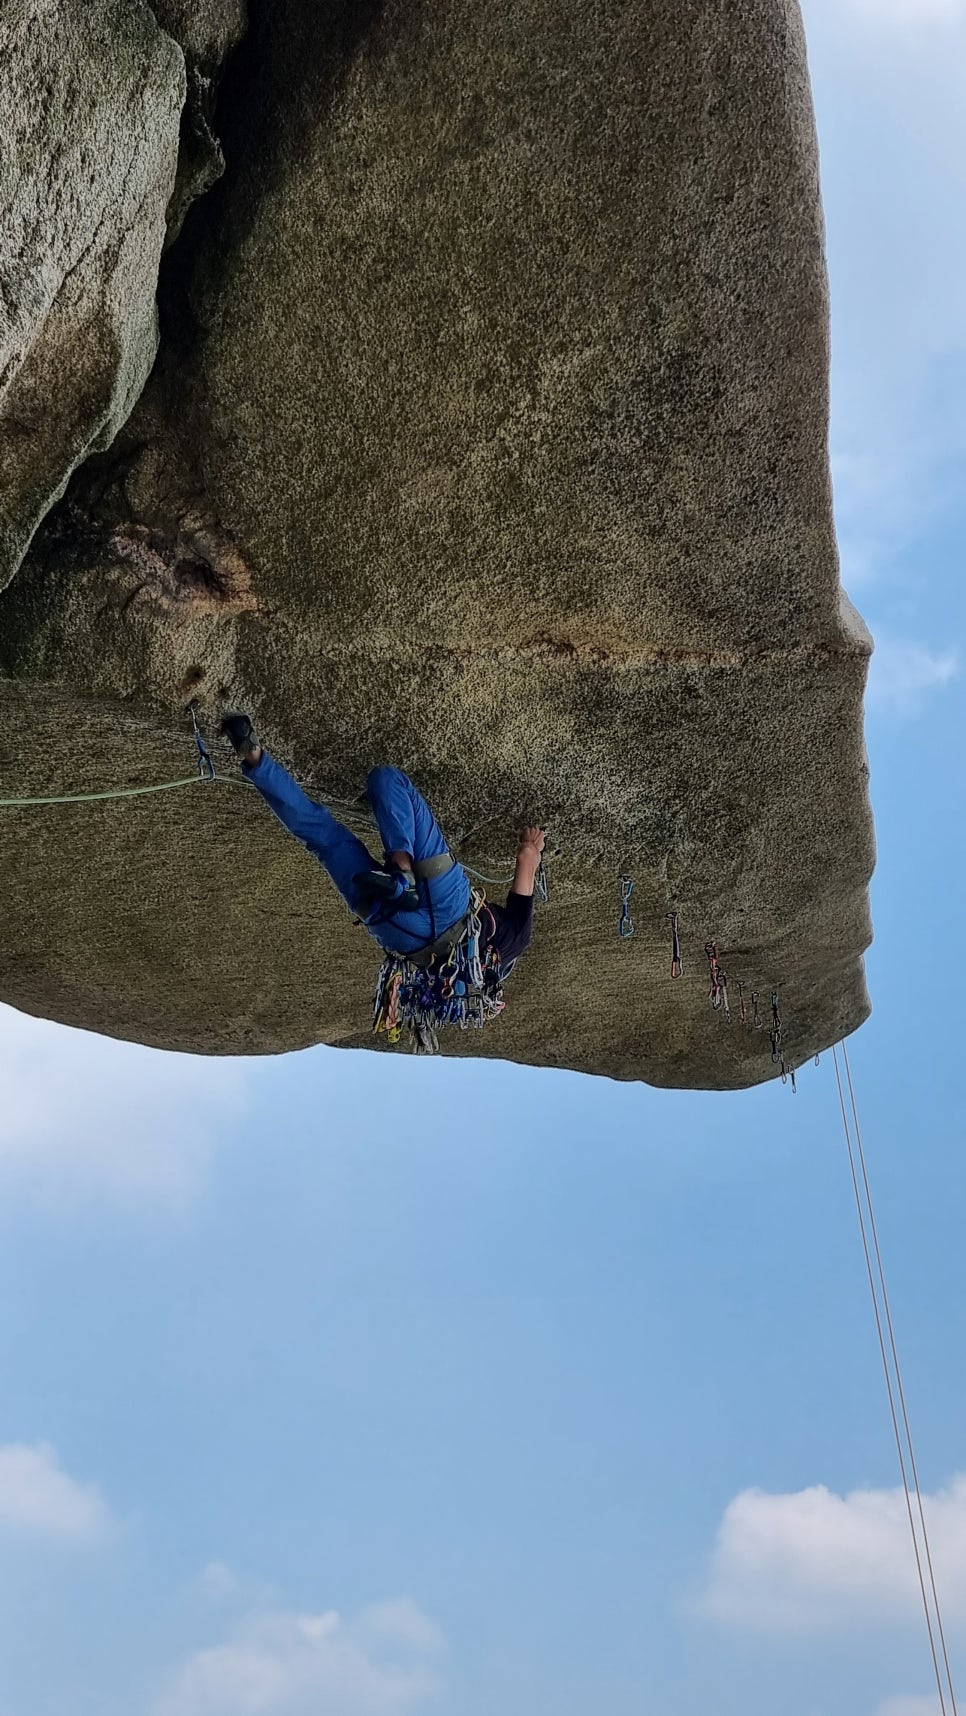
411, 851, 456, 882
406, 913, 469, 969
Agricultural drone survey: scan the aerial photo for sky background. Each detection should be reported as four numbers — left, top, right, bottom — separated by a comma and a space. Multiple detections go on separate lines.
2, 1, 966, 1712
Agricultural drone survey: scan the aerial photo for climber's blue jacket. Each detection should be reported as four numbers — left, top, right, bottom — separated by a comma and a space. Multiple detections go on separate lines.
244, 751, 534, 965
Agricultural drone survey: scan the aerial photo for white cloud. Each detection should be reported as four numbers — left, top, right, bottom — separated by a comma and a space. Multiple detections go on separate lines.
866, 635, 958, 717
199, 1562, 243, 1601
0, 1442, 111, 1541
0, 1004, 247, 1203
702, 1475, 966, 1630
877, 1699, 943, 1716
194, 1562, 281, 1615
353, 1600, 444, 1657
153, 1600, 443, 1716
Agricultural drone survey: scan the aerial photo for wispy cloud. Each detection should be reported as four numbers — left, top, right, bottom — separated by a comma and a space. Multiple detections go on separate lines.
866, 635, 958, 717
153, 1598, 443, 1716
0, 1443, 111, 1541
701, 1475, 966, 1630
845, 0, 964, 24
199, 1561, 244, 1602
0, 1004, 247, 1204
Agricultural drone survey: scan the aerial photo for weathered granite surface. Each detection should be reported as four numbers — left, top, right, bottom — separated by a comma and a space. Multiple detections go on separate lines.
0, 0, 184, 588
0, 0, 875, 1088
148, 0, 249, 245
149, 0, 246, 64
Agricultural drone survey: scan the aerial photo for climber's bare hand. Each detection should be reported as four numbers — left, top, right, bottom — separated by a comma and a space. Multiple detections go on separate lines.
519, 827, 546, 855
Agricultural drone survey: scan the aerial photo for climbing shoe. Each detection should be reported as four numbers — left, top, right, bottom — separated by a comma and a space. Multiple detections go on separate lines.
219, 711, 257, 756
355, 867, 422, 913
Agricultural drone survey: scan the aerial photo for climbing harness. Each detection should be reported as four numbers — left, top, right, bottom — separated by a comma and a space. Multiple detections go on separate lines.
833, 1042, 959, 1716
668, 911, 684, 979
372, 887, 507, 1054
618, 876, 635, 940
410, 851, 456, 882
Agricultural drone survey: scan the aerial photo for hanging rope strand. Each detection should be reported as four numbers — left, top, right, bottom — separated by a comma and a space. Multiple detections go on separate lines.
832, 1045, 950, 1716
841, 1044, 959, 1716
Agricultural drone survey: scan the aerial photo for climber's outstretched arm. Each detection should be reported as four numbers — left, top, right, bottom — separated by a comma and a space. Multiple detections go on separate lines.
511, 827, 545, 899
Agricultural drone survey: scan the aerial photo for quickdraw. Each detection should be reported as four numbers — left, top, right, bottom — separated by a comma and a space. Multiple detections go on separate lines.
373, 887, 507, 1053
737, 980, 748, 1027
187, 700, 216, 782
778, 1060, 797, 1093
751, 991, 763, 1031
668, 911, 684, 979
705, 942, 723, 1011
770, 990, 784, 1065
619, 876, 636, 940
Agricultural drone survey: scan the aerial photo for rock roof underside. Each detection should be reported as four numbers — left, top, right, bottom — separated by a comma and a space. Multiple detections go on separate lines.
0, 0, 875, 1089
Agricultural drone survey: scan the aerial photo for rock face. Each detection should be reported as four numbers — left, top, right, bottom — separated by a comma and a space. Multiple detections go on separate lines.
149, 0, 246, 64
0, 0, 875, 1089
0, 0, 185, 589
148, 0, 249, 244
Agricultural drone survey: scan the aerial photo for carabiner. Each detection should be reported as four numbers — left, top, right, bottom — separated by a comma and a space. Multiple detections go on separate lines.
619, 876, 636, 940
187, 700, 216, 782
668, 911, 684, 979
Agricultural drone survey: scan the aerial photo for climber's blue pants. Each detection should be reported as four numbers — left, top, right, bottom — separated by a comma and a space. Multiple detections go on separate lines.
243, 751, 471, 955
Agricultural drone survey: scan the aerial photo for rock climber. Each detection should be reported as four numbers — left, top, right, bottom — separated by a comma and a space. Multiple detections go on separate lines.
220, 712, 545, 1051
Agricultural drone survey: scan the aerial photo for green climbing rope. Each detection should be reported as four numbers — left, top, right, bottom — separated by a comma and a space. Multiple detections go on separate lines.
462, 863, 518, 887
0, 775, 208, 808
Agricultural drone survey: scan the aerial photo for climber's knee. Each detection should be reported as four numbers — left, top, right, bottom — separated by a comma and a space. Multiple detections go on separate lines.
367, 764, 405, 793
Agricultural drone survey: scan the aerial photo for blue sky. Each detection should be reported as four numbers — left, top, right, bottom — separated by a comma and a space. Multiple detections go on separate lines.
2, 2, 966, 1712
